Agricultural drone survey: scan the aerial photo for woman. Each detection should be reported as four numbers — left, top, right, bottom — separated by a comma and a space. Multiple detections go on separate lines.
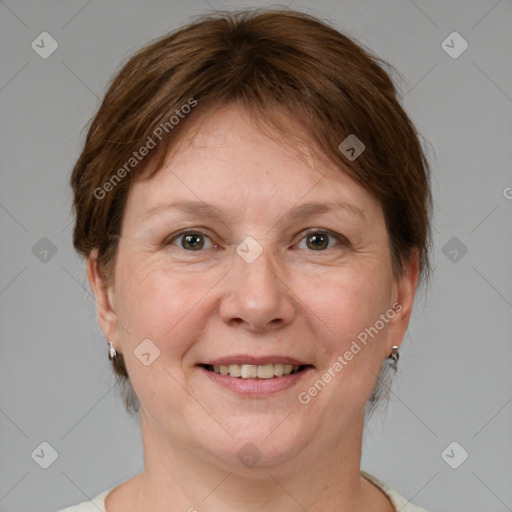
60, 8, 432, 512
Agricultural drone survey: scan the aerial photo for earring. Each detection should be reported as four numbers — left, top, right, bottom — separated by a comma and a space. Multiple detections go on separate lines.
389, 345, 399, 364
108, 341, 117, 360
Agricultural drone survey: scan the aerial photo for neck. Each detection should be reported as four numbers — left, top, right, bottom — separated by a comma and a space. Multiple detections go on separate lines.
124, 410, 385, 512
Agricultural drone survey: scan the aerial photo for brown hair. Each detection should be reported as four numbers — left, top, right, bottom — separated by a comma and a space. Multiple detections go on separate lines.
71, 8, 433, 416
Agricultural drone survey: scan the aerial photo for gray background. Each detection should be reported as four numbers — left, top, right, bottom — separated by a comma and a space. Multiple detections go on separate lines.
1, 1, 511, 511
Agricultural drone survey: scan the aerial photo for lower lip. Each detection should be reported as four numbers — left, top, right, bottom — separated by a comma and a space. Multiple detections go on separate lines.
198, 366, 312, 397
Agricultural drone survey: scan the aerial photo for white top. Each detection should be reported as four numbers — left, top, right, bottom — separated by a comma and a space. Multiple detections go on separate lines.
56, 471, 428, 511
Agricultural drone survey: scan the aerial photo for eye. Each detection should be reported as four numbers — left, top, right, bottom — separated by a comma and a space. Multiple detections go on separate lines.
163, 230, 216, 251
162, 229, 347, 252
295, 229, 348, 251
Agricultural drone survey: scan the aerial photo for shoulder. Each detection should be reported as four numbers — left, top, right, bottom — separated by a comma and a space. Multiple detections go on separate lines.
54, 488, 113, 512
361, 471, 430, 512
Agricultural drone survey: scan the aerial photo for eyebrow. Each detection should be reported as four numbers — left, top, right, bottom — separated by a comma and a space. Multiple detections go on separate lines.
142, 200, 367, 223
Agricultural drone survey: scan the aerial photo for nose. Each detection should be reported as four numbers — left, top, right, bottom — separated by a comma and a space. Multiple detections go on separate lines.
219, 245, 296, 333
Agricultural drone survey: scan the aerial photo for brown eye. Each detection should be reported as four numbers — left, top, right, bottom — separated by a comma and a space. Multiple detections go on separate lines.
306, 232, 329, 250
295, 230, 347, 251
164, 230, 215, 251
181, 233, 205, 250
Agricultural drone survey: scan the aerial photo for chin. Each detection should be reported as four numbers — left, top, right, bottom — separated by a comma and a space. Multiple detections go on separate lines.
197, 416, 310, 470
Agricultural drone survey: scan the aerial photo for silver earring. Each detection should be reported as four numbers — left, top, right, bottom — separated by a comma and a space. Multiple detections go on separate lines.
108, 341, 117, 360
389, 345, 399, 364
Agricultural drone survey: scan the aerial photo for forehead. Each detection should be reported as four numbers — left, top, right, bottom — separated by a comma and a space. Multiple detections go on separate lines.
124, 103, 381, 224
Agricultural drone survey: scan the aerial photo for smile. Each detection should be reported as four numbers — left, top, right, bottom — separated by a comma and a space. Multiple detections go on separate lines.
198, 361, 313, 397
204, 363, 305, 379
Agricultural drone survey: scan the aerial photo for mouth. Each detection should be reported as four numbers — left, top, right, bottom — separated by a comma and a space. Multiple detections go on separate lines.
200, 363, 311, 379
197, 358, 314, 397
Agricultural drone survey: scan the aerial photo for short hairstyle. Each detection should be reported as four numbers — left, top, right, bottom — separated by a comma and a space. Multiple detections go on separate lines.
70, 8, 433, 416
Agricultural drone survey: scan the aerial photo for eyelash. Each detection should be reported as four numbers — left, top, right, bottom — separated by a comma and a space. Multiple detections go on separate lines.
162, 228, 349, 252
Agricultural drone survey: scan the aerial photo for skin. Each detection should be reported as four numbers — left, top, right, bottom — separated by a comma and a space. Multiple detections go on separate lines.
87, 102, 419, 512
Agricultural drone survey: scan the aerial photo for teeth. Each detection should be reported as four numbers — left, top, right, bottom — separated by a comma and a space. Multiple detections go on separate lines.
210, 363, 302, 378
228, 364, 241, 377
274, 363, 284, 376
257, 364, 274, 379
241, 364, 258, 378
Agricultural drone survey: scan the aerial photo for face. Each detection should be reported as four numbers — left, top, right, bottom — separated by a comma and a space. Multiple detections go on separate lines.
89, 103, 418, 470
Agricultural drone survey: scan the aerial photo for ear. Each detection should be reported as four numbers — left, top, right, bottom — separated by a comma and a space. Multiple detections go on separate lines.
86, 249, 119, 345
387, 249, 420, 351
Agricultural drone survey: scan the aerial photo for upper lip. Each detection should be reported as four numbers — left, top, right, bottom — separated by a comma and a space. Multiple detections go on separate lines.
202, 355, 311, 366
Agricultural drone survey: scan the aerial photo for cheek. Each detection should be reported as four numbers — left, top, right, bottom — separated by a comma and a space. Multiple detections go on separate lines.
112, 259, 212, 411
114, 255, 219, 355
298, 271, 393, 413
298, 263, 392, 350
